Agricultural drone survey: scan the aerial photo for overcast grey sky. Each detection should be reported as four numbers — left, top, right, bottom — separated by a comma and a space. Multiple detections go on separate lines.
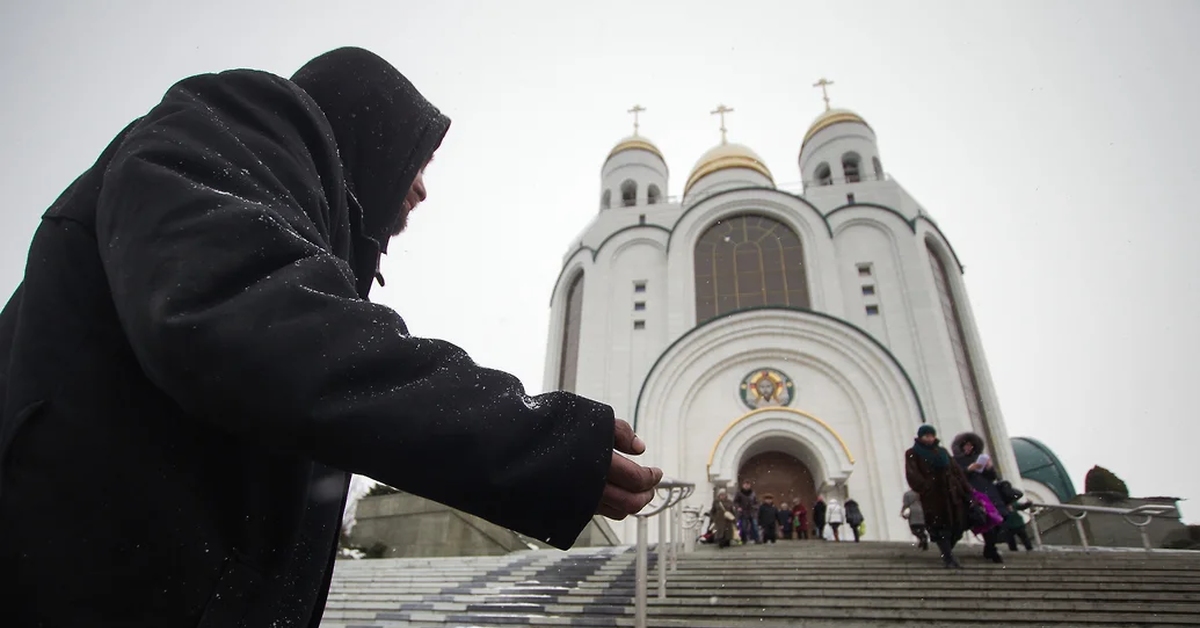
2, 0, 1196, 520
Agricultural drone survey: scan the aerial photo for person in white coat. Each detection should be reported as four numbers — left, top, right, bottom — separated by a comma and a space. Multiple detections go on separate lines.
826, 498, 846, 541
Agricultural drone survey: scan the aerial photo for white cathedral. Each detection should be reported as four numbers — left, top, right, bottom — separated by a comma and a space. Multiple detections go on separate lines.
542, 91, 1072, 544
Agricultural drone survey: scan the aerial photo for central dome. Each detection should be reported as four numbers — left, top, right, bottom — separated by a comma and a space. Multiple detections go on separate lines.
683, 142, 774, 196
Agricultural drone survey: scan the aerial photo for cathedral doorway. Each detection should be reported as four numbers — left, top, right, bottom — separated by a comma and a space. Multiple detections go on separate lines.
738, 450, 818, 511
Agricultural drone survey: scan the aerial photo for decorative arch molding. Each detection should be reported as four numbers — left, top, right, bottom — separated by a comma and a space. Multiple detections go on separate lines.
633, 307, 926, 431
547, 224, 670, 305
707, 407, 856, 489
829, 208, 913, 240
667, 193, 841, 318
603, 232, 668, 269
913, 214, 965, 273
668, 187, 832, 251
547, 249, 593, 307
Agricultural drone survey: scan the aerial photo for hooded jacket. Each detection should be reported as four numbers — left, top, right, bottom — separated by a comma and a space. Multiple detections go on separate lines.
952, 431, 1004, 511
0, 48, 614, 627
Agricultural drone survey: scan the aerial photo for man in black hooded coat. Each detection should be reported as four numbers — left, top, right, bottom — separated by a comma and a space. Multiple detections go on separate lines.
0, 48, 661, 626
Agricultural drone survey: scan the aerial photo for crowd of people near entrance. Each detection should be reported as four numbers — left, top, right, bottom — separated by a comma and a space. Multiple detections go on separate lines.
706, 480, 867, 546
706, 425, 1035, 568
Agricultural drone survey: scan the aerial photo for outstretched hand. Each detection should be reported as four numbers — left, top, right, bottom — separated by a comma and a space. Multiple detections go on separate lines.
596, 419, 663, 520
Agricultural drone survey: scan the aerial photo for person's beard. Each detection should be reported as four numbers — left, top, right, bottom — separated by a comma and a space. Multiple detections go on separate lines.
390, 205, 411, 236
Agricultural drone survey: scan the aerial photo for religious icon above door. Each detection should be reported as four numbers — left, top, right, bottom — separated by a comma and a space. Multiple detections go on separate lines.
739, 368, 795, 410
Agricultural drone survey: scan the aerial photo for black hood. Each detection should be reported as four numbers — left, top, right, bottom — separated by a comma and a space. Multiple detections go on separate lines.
952, 431, 986, 462
291, 47, 450, 256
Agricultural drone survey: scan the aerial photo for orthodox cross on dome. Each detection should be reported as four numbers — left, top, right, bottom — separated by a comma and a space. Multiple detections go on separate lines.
627, 104, 646, 136
710, 104, 734, 144
812, 77, 835, 111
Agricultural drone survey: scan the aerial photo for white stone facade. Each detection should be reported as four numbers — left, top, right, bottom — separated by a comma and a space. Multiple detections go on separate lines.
544, 111, 1020, 543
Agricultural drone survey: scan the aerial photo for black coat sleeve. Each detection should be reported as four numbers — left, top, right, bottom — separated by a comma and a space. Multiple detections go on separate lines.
93, 71, 613, 549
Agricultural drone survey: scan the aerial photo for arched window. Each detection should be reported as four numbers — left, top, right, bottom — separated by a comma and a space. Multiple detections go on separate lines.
694, 214, 810, 323
872, 156, 883, 180
620, 180, 637, 207
647, 184, 661, 205
558, 272, 585, 392
842, 152, 861, 183
601, 190, 611, 209
815, 162, 833, 186
927, 241, 990, 440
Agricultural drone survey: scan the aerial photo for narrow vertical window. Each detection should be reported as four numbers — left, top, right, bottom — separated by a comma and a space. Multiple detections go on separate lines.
557, 273, 584, 391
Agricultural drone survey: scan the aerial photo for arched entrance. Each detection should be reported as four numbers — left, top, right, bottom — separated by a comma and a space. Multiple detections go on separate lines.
708, 407, 855, 495
738, 451, 817, 511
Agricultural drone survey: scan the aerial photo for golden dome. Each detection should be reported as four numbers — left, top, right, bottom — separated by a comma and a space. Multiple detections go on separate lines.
683, 142, 774, 196
802, 108, 872, 146
607, 135, 664, 161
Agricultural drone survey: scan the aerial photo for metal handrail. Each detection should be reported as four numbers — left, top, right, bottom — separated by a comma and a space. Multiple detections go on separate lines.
633, 478, 694, 628
1027, 502, 1178, 552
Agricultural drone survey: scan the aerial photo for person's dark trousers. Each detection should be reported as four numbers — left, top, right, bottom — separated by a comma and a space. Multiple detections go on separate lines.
982, 528, 1003, 563
762, 525, 777, 543
738, 515, 759, 544
1007, 528, 1033, 551
911, 525, 929, 550
850, 524, 861, 542
814, 523, 825, 540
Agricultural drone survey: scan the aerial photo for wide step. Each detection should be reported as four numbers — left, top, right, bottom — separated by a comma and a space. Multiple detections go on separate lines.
321, 542, 1200, 627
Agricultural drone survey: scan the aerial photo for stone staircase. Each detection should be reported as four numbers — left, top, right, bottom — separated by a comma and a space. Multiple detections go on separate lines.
321, 541, 1200, 627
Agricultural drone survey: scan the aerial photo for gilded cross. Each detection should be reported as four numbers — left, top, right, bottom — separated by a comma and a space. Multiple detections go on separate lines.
711, 104, 734, 144
812, 77, 835, 111
627, 104, 646, 136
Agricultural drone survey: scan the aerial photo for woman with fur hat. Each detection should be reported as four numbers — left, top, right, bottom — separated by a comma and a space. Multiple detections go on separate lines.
953, 431, 1007, 563
905, 425, 974, 568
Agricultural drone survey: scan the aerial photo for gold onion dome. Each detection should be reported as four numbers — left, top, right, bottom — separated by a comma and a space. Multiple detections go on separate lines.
607, 135, 664, 162
802, 108, 871, 147
683, 142, 774, 196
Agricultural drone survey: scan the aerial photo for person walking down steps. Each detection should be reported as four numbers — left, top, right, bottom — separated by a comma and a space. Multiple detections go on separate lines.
759, 494, 780, 544
777, 501, 794, 540
905, 425, 974, 568
711, 488, 736, 549
901, 489, 930, 551
792, 501, 809, 540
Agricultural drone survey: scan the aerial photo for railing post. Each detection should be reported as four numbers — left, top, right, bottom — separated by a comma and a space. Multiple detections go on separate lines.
657, 510, 668, 599
1030, 510, 1043, 550
670, 501, 680, 572
635, 516, 648, 628
634, 478, 693, 627
683, 507, 697, 554
1074, 516, 1090, 552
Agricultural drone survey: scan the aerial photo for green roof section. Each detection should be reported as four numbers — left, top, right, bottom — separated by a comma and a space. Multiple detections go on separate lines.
1011, 436, 1078, 502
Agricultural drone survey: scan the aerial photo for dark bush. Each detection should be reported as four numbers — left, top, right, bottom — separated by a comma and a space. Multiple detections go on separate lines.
1084, 465, 1129, 497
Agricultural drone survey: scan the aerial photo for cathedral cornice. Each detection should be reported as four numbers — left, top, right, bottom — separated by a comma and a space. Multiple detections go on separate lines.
547, 191, 966, 306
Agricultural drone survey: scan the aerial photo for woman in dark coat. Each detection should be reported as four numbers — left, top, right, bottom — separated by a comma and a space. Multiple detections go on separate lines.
710, 488, 736, 548
953, 432, 1006, 563
812, 496, 828, 540
906, 425, 973, 568
844, 498, 865, 542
